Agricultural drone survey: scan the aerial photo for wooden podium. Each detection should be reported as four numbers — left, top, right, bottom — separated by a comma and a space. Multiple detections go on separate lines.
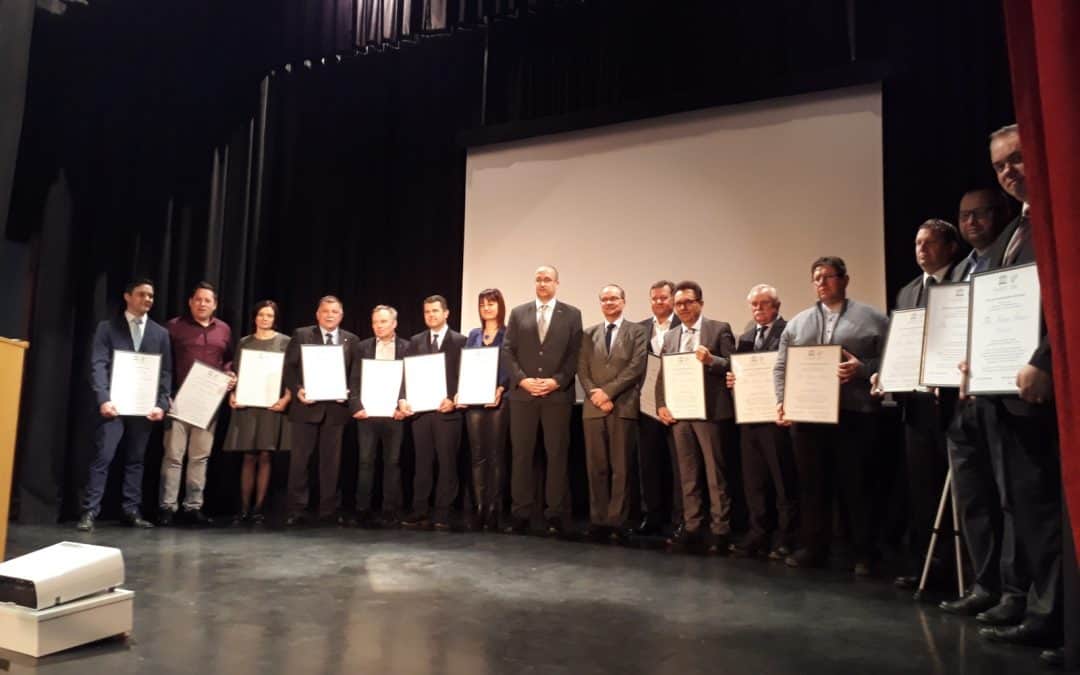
0, 337, 29, 560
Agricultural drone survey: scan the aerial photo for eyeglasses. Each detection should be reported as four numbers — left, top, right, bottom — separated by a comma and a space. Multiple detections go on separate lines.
958, 206, 995, 221
674, 299, 700, 309
812, 274, 842, 285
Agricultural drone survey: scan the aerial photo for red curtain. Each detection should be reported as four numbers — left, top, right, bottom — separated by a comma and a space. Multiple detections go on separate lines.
1001, 0, 1080, 563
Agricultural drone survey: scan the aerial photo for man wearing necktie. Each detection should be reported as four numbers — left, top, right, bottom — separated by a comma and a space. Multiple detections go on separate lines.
577, 284, 648, 541
726, 284, 796, 560
282, 295, 359, 526
77, 278, 172, 531
399, 295, 467, 530
656, 280, 737, 554
502, 265, 583, 536
875, 219, 960, 589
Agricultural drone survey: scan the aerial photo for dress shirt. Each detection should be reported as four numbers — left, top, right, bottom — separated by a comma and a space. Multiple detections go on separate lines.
124, 311, 145, 350
167, 315, 234, 384
651, 313, 675, 354
680, 316, 703, 351
534, 297, 558, 320
320, 326, 341, 345
429, 324, 449, 350
375, 336, 397, 360
605, 315, 625, 352
822, 306, 841, 344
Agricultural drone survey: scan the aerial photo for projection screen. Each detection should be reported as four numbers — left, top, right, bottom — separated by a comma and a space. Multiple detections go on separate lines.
461, 84, 885, 334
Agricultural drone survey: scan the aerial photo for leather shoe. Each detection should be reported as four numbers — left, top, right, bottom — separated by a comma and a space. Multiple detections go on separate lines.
76, 511, 95, 532
184, 509, 213, 527
545, 518, 565, 538
729, 539, 767, 559
502, 518, 528, 535
636, 515, 663, 536
158, 509, 175, 527
979, 622, 1061, 648
401, 513, 432, 530
939, 591, 999, 616
1039, 647, 1065, 668
433, 520, 453, 532
284, 513, 307, 527
705, 533, 730, 555
122, 510, 154, 529
768, 544, 793, 561
784, 548, 825, 568
975, 596, 1025, 626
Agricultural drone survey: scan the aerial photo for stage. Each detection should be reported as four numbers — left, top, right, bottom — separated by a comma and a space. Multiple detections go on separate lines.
2, 524, 1037, 674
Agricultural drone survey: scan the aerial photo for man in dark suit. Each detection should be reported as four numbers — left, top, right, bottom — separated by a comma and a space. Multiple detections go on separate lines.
399, 295, 467, 530
726, 284, 796, 560
881, 219, 960, 589
974, 124, 1064, 655
282, 295, 359, 525
578, 284, 648, 540
347, 304, 409, 527
77, 278, 172, 531
502, 265, 583, 535
636, 280, 682, 535
656, 280, 736, 553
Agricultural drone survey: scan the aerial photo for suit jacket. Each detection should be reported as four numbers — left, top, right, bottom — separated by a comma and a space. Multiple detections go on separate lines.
895, 262, 959, 311
404, 328, 467, 419
503, 300, 584, 403
90, 313, 173, 411
734, 318, 786, 354
655, 317, 736, 421
347, 335, 410, 414
578, 319, 648, 419
638, 314, 682, 355
283, 325, 360, 425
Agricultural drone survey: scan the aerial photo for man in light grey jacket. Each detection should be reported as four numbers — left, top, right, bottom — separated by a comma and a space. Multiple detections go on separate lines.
773, 256, 887, 574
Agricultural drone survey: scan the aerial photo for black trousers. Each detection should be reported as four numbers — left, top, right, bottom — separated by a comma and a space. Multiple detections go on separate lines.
288, 421, 345, 518
901, 394, 950, 571
410, 412, 463, 521
82, 416, 152, 517
509, 397, 571, 521
355, 418, 404, 514
791, 411, 877, 561
947, 398, 1028, 602
464, 403, 510, 520
740, 422, 798, 549
583, 415, 635, 528
638, 414, 682, 525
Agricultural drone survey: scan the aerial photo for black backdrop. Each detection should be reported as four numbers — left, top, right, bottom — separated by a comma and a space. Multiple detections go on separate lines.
4, 0, 1017, 523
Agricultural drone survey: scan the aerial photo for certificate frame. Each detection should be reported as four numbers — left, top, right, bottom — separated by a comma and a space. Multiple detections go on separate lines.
966, 262, 1042, 396
456, 346, 499, 406
300, 343, 349, 402
638, 353, 662, 421
781, 344, 841, 424
168, 359, 231, 430
234, 349, 285, 408
730, 351, 780, 425
877, 308, 926, 393
403, 352, 448, 413
359, 358, 404, 418
660, 351, 707, 421
919, 281, 970, 388
109, 350, 162, 417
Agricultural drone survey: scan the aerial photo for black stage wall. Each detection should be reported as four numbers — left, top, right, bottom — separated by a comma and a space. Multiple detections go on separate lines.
3, 0, 1016, 523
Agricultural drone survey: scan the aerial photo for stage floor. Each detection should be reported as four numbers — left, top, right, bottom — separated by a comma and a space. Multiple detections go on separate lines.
2, 523, 1040, 674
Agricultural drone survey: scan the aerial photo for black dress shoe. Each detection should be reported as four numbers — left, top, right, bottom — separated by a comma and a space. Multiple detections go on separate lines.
122, 510, 155, 529
583, 524, 607, 541
284, 513, 307, 527
975, 596, 1026, 626
250, 511, 265, 526
401, 514, 432, 530
76, 511, 95, 532
767, 544, 793, 561
706, 533, 730, 555
1039, 647, 1065, 668
610, 527, 634, 545
979, 622, 1062, 647
158, 509, 175, 527
433, 520, 454, 532
545, 519, 565, 538
636, 515, 663, 536
231, 512, 250, 527
502, 518, 528, 535
338, 512, 359, 527
729, 538, 767, 559
939, 591, 999, 616
184, 509, 214, 527
666, 523, 689, 546
784, 548, 825, 568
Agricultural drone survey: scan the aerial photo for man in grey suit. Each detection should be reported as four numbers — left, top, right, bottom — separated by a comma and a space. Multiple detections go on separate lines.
578, 284, 648, 540
502, 265, 584, 535
656, 280, 736, 553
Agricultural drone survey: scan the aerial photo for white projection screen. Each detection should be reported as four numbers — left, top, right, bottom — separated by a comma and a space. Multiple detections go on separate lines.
461, 84, 885, 333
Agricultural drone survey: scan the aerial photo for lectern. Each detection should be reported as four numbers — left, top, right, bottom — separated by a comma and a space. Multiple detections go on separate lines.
0, 337, 29, 561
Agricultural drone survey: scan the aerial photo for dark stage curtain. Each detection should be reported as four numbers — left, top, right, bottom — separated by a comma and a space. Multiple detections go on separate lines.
1002, 0, 1080, 666
0, 0, 35, 240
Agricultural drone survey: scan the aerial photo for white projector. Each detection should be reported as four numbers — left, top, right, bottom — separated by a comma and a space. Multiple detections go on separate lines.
0, 541, 125, 610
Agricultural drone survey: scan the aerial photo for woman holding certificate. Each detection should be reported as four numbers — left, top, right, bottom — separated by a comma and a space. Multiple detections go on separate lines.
459, 288, 510, 531
773, 257, 887, 575
223, 300, 291, 524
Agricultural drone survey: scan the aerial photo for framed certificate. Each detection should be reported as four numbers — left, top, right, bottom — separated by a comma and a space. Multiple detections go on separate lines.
638, 353, 661, 421
169, 360, 232, 429
920, 282, 970, 388
300, 344, 348, 401
457, 346, 499, 406
782, 344, 841, 424
661, 352, 706, 421
359, 358, 404, 417
109, 350, 162, 416
403, 352, 448, 413
878, 309, 926, 393
235, 349, 285, 408
730, 351, 779, 425
967, 263, 1041, 395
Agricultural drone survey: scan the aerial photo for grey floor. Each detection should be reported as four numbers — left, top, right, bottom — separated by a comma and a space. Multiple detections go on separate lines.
1, 523, 1043, 675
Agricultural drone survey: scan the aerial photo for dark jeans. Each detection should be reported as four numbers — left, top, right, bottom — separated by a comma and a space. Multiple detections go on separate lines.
355, 417, 404, 514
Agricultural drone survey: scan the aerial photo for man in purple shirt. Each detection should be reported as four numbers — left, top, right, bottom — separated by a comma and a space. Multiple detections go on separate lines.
159, 281, 235, 526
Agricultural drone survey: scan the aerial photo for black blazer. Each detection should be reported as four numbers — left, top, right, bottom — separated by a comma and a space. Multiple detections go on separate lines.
404, 328, 467, 419
734, 318, 786, 354
638, 315, 682, 355
283, 325, 360, 425
347, 335, 410, 414
656, 317, 736, 421
90, 313, 173, 411
895, 262, 959, 311
503, 300, 584, 403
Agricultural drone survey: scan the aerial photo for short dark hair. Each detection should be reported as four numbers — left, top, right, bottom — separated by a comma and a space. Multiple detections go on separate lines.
599, 284, 625, 300
124, 277, 154, 294
251, 300, 280, 330
917, 219, 962, 248
190, 281, 217, 300
649, 280, 674, 295
317, 295, 343, 309
810, 256, 847, 277
424, 294, 449, 311
674, 280, 703, 302
477, 288, 506, 328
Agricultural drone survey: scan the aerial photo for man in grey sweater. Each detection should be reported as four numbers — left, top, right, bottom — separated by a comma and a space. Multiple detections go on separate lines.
773, 256, 888, 574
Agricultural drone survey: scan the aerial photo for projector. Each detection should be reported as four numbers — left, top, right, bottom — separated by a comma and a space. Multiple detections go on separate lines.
0, 542, 125, 610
